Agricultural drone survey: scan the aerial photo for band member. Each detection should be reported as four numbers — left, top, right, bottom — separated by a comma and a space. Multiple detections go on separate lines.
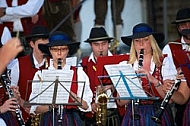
0, 80, 21, 126
12, 26, 50, 124
0, 25, 23, 125
29, 31, 93, 125
119, 23, 177, 126
81, 27, 124, 126
162, 7, 190, 126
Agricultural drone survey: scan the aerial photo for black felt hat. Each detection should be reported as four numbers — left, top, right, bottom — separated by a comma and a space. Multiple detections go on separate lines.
38, 31, 80, 56
84, 27, 114, 43
25, 25, 49, 40
172, 8, 190, 24
121, 23, 165, 46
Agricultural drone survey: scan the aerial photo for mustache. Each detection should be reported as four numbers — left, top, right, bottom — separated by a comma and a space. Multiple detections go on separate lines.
180, 29, 190, 40
180, 29, 190, 35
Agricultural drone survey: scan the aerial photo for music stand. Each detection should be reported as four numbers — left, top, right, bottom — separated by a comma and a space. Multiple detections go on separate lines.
95, 54, 130, 86
24, 69, 85, 126
101, 63, 159, 126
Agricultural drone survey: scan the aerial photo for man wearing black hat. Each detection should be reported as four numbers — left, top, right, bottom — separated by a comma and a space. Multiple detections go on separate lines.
81, 27, 123, 126
162, 8, 190, 126
11, 25, 50, 124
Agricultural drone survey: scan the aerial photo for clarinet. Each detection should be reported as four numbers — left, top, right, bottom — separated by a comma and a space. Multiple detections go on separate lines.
132, 49, 144, 120
1, 71, 25, 126
151, 79, 181, 123
57, 58, 63, 126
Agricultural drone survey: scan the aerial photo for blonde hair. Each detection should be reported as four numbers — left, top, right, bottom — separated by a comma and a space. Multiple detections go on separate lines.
128, 35, 163, 66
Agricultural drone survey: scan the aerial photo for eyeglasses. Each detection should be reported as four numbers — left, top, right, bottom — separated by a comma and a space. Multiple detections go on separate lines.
50, 47, 68, 52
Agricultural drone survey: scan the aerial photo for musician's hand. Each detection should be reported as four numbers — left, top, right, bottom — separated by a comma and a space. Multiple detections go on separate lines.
162, 79, 175, 94
136, 68, 157, 83
31, 14, 39, 24
91, 102, 99, 114
0, 98, 19, 113
23, 105, 31, 114
104, 85, 114, 92
19, 98, 31, 114
11, 86, 21, 101
0, 38, 23, 65
176, 68, 186, 80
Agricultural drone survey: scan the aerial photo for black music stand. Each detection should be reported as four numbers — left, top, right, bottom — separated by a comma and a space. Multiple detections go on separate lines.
24, 69, 85, 126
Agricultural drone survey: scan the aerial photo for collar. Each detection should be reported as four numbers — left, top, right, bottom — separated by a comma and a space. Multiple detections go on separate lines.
88, 50, 113, 63
181, 37, 190, 51
33, 53, 45, 69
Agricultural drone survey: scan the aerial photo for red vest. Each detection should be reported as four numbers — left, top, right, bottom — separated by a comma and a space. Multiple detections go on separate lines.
168, 41, 183, 68
18, 54, 48, 122
81, 57, 126, 117
4, 0, 47, 36
66, 66, 78, 109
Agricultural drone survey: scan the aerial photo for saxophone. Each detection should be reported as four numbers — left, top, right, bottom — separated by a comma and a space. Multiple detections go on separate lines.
96, 85, 108, 126
30, 114, 41, 126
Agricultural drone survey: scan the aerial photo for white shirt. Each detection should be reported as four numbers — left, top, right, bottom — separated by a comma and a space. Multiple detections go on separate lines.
88, 50, 113, 63
10, 54, 46, 86
29, 64, 93, 113
87, 50, 117, 108
0, 0, 44, 31
0, 118, 6, 126
133, 56, 177, 80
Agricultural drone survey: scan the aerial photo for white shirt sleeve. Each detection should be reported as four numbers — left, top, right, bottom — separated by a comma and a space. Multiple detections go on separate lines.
0, 0, 44, 21
161, 56, 177, 80
29, 70, 41, 114
77, 67, 93, 112
8, 58, 19, 86
0, 118, 7, 126
162, 44, 175, 66
1, 26, 11, 44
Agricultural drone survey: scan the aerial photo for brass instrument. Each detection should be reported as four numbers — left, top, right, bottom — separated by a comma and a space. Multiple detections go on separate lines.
109, 39, 119, 54
96, 86, 108, 126
30, 114, 41, 126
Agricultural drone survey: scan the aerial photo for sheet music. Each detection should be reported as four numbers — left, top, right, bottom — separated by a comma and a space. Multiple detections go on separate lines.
104, 64, 147, 99
30, 70, 74, 104
49, 57, 77, 67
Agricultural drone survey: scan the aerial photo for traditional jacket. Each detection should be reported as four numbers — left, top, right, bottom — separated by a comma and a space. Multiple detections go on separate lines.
18, 53, 49, 122
81, 56, 126, 117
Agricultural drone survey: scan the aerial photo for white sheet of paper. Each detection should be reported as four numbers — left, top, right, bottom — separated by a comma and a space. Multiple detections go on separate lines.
104, 64, 147, 99
33, 70, 74, 104
49, 57, 77, 67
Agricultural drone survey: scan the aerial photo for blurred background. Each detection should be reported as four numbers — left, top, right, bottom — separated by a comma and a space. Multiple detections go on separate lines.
79, 0, 190, 58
